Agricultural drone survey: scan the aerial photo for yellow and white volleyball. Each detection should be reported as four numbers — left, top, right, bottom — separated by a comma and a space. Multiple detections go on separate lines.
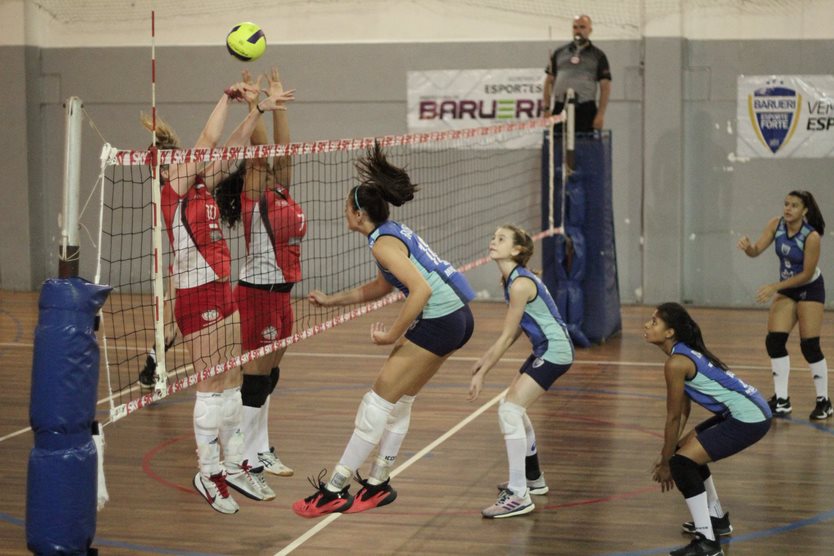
226, 22, 266, 62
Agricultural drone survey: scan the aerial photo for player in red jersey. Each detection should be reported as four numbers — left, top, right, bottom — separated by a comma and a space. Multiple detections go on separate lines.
215, 68, 302, 498
141, 81, 294, 514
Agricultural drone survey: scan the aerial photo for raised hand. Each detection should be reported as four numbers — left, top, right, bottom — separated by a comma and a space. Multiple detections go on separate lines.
267, 67, 285, 96
259, 88, 296, 112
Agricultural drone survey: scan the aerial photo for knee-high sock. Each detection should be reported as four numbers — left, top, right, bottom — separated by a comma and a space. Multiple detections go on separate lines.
771, 355, 790, 398
499, 400, 527, 496
194, 392, 223, 476
810, 359, 829, 399
704, 476, 724, 518
258, 395, 271, 453
218, 387, 245, 466
329, 391, 394, 491
685, 492, 714, 541
240, 404, 260, 467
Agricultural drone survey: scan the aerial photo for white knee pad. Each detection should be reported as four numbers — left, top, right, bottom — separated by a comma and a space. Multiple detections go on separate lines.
194, 393, 222, 442
354, 390, 394, 445
221, 387, 242, 427
498, 400, 526, 441
386, 394, 415, 435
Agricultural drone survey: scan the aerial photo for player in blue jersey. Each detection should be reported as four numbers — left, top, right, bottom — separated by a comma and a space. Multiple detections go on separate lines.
292, 142, 476, 518
468, 225, 573, 518
645, 303, 771, 556
738, 190, 830, 420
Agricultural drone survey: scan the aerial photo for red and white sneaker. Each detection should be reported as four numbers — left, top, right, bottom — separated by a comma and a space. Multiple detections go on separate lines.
344, 473, 397, 514
292, 470, 353, 518
193, 472, 239, 515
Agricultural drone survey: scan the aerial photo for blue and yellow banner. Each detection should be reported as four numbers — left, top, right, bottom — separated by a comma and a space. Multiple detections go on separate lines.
737, 75, 834, 158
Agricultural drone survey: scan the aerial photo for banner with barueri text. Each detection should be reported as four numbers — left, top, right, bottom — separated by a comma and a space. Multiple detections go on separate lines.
407, 68, 547, 148
737, 75, 834, 158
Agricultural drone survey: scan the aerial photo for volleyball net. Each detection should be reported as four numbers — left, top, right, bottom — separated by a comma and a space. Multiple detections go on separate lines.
95, 117, 563, 422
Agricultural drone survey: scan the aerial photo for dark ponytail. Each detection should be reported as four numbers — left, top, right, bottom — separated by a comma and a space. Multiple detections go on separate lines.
655, 302, 728, 371
789, 190, 825, 235
214, 165, 245, 227
351, 142, 420, 224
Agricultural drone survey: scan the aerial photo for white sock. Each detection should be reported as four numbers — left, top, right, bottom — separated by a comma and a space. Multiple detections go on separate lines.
810, 359, 829, 399
703, 476, 724, 518
258, 395, 272, 453
240, 405, 260, 467
338, 432, 377, 475
522, 412, 537, 456
505, 436, 527, 496
771, 355, 791, 399
218, 388, 245, 466
684, 492, 714, 541
326, 464, 353, 492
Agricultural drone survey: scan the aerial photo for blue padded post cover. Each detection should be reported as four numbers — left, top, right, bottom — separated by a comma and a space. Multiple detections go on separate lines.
27, 277, 111, 555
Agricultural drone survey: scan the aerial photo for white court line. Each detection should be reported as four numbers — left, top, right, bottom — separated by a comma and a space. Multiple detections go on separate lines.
274, 388, 508, 556
0, 342, 776, 445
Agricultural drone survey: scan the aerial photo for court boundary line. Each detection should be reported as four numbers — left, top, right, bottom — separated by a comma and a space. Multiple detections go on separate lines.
273, 388, 508, 556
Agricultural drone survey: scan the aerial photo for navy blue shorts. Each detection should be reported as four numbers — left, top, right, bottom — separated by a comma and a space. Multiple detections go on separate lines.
519, 354, 571, 391
695, 414, 771, 462
405, 305, 474, 357
778, 274, 825, 303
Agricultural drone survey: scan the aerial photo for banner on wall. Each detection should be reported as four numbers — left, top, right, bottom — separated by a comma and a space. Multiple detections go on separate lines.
407, 68, 547, 148
737, 75, 834, 158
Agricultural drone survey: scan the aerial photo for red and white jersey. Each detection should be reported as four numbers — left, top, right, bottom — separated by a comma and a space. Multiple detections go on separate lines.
161, 179, 231, 289
239, 184, 306, 284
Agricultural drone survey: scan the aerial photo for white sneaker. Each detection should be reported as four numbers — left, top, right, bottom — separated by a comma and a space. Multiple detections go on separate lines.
225, 460, 267, 501
250, 468, 276, 501
258, 447, 294, 477
496, 473, 549, 495
481, 489, 535, 519
193, 472, 239, 514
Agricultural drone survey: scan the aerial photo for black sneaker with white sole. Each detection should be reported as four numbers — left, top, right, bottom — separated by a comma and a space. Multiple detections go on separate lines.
768, 394, 791, 417
810, 397, 833, 420
669, 533, 723, 556
681, 512, 732, 536
138, 353, 156, 389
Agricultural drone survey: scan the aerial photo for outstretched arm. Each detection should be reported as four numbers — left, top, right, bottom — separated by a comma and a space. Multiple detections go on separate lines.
268, 67, 293, 188
738, 215, 779, 258
308, 271, 394, 307
469, 278, 532, 400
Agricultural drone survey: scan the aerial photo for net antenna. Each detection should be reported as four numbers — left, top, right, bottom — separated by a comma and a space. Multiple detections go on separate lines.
149, 9, 169, 396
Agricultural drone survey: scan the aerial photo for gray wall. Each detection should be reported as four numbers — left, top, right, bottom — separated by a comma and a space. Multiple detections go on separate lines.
4, 39, 832, 308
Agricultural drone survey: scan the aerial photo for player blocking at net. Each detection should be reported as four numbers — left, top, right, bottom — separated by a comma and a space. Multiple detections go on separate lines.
214, 67, 301, 494
142, 80, 294, 514
292, 143, 476, 517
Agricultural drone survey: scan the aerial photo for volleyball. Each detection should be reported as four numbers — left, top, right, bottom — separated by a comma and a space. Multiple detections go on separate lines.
226, 22, 266, 61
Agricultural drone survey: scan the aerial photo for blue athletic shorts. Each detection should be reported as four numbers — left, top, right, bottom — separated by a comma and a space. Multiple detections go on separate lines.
405, 304, 474, 357
778, 274, 825, 303
519, 354, 571, 391
695, 413, 771, 462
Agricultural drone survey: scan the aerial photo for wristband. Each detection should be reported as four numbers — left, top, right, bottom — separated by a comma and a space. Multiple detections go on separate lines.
256, 103, 265, 114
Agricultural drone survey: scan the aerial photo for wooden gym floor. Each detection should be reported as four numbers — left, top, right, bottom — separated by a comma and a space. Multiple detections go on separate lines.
1, 289, 833, 555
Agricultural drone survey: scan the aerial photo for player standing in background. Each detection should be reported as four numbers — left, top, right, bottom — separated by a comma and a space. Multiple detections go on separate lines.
737, 190, 831, 420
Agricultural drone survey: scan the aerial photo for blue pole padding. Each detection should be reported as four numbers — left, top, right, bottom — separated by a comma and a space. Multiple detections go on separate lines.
27, 277, 111, 555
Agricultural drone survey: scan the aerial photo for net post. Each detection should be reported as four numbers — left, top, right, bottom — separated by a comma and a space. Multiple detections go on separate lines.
59, 97, 83, 278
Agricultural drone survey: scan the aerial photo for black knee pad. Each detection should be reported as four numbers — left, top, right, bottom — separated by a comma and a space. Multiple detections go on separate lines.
669, 454, 706, 499
765, 332, 790, 358
241, 374, 271, 407
698, 464, 711, 482
800, 337, 824, 364
269, 366, 280, 394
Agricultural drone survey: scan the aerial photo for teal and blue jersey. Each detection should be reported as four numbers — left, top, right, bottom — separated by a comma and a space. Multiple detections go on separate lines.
671, 342, 771, 423
774, 217, 819, 282
504, 266, 573, 365
368, 221, 475, 319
